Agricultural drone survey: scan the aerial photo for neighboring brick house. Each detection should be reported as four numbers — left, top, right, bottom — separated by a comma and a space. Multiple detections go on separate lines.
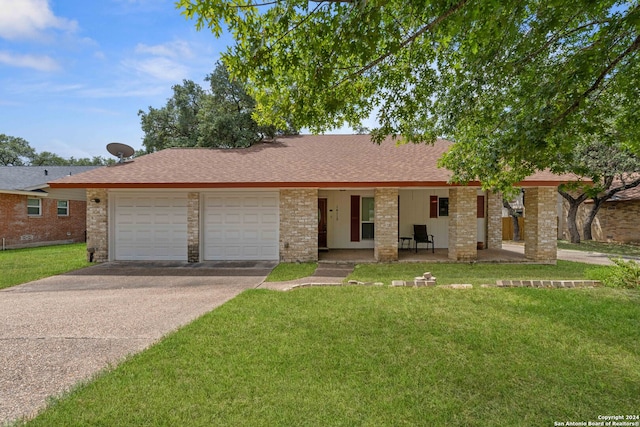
0, 166, 99, 249
50, 135, 574, 263
561, 185, 640, 244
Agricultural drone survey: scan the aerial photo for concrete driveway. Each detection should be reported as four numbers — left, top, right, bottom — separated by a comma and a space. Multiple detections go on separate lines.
0, 261, 276, 425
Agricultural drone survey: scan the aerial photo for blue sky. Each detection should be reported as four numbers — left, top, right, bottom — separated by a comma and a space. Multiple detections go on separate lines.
0, 0, 233, 159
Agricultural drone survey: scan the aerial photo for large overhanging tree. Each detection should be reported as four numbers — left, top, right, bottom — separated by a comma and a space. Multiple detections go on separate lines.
553, 94, 640, 243
178, 0, 639, 188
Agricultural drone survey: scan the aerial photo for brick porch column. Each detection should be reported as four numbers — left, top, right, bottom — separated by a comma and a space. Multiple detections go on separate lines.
86, 188, 108, 262
448, 186, 478, 261
524, 186, 557, 263
374, 188, 398, 262
187, 192, 200, 263
486, 190, 503, 250
280, 189, 318, 262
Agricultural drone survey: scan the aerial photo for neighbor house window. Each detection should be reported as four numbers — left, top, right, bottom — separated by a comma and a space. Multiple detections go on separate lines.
57, 200, 69, 216
361, 197, 375, 239
438, 197, 449, 217
27, 198, 41, 216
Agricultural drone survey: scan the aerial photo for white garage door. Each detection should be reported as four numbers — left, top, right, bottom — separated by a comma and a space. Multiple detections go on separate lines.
113, 193, 188, 261
203, 192, 279, 261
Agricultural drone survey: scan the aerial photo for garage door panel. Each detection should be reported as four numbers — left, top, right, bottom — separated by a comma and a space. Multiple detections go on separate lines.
226, 198, 242, 208
262, 230, 277, 240
243, 213, 259, 223
114, 193, 188, 261
243, 230, 259, 239
242, 246, 259, 257
243, 197, 260, 207
204, 192, 279, 261
207, 213, 223, 224
225, 214, 241, 224
205, 229, 223, 239
224, 230, 241, 239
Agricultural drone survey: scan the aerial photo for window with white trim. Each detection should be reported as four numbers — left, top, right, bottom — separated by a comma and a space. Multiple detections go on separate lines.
57, 200, 69, 216
361, 197, 375, 240
438, 197, 449, 217
27, 198, 41, 216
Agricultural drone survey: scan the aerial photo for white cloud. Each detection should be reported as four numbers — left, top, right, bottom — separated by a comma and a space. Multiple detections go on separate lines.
124, 56, 190, 82
0, 51, 60, 71
0, 0, 77, 40
123, 41, 196, 82
135, 40, 194, 59
77, 84, 166, 98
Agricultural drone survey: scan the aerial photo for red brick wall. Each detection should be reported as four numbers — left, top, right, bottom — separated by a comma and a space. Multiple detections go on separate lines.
0, 194, 87, 248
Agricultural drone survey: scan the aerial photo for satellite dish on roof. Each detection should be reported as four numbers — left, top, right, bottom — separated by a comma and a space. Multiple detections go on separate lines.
106, 142, 135, 163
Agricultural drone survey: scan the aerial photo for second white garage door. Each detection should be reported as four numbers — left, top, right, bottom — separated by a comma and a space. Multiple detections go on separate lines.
203, 192, 279, 261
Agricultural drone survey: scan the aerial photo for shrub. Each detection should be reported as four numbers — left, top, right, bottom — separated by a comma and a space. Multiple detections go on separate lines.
588, 258, 640, 289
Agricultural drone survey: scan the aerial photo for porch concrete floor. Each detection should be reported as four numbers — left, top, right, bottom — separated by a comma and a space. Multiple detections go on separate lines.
318, 246, 529, 263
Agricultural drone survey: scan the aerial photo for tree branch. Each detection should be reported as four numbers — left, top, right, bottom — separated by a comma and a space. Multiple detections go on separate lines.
514, 16, 608, 69
599, 175, 640, 201
266, 1, 327, 51
229, 0, 280, 8
334, 0, 469, 87
558, 187, 589, 205
554, 33, 640, 126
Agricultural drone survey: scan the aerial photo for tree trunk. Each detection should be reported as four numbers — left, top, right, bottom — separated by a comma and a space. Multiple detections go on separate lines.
558, 189, 588, 244
566, 201, 581, 243
503, 199, 520, 241
583, 199, 606, 241
511, 216, 520, 241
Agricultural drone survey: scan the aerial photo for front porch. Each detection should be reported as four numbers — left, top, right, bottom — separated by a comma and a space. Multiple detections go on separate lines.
318, 245, 532, 263
281, 186, 558, 264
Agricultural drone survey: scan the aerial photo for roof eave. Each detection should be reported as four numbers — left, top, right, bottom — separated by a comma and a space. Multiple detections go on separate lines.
0, 189, 49, 197
50, 179, 576, 189
49, 180, 488, 189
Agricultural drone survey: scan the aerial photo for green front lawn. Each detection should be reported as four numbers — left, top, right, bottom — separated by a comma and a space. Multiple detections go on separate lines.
0, 243, 90, 290
347, 260, 595, 286
26, 286, 639, 426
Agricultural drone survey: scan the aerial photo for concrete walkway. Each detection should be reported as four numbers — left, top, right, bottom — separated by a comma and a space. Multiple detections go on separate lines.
0, 262, 275, 425
259, 262, 356, 291
502, 243, 636, 266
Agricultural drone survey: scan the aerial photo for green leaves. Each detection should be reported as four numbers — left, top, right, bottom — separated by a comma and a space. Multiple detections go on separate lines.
179, 0, 640, 188
138, 62, 297, 151
0, 134, 35, 166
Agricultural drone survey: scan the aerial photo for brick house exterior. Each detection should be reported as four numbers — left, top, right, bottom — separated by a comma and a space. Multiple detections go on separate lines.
50, 136, 570, 263
0, 167, 98, 249
561, 186, 640, 244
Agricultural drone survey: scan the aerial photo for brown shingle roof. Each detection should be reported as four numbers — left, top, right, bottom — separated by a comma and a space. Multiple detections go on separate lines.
49, 134, 575, 189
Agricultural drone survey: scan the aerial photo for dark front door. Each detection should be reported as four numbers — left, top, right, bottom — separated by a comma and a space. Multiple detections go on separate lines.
318, 198, 328, 248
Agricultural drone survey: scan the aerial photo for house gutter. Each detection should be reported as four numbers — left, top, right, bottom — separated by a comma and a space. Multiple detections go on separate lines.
49, 180, 572, 190
0, 189, 49, 197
